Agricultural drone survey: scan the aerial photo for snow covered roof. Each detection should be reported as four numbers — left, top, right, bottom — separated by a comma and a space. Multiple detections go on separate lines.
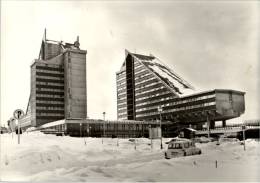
130, 52, 197, 97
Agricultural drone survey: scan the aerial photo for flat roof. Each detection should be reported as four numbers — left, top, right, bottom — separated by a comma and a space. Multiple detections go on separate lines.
37, 118, 171, 129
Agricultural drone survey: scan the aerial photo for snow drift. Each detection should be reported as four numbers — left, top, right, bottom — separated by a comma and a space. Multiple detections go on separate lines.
1, 132, 259, 182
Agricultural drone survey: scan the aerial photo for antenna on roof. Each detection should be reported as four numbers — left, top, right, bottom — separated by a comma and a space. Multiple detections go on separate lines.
44, 28, 47, 42
134, 48, 136, 53
74, 35, 80, 48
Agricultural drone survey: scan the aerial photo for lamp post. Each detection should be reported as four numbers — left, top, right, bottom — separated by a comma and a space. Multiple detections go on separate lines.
149, 125, 153, 150
102, 112, 106, 144
80, 123, 82, 137
158, 106, 163, 150
242, 125, 246, 151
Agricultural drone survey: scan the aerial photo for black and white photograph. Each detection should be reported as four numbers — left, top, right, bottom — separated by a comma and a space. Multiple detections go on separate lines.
0, 0, 259, 182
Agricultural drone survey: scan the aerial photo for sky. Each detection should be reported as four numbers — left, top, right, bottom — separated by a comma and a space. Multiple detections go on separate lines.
1, 1, 259, 125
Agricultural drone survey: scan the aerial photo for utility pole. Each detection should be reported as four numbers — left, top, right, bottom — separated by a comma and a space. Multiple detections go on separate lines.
102, 112, 106, 144
149, 125, 153, 150
242, 125, 246, 151
207, 115, 210, 138
80, 123, 82, 138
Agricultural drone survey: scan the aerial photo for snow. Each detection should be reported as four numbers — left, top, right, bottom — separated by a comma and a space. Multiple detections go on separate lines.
134, 55, 197, 97
1, 132, 260, 182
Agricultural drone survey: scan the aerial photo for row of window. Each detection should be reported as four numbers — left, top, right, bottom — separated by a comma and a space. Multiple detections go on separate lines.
117, 86, 126, 92
36, 106, 64, 110
134, 72, 152, 81
137, 100, 215, 113
36, 100, 64, 104
36, 69, 64, 74
117, 83, 126, 91
117, 80, 126, 87
164, 95, 215, 106
36, 81, 64, 86
36, 113, 64, 116
117, 96, 127, 103
118, 106, 127, 112
135, 81, 160, 92
36, 72, 64, 78
136, 101, 216, 117
118, 111, 127, 116
117, 75, 126, 83
117, 102, 126, 107
135, 70, 150, 79
136, 96, 174, 107
36, 75, 64, 81
181, 94, 216, 103
36, 87, 64, 92
118, 91, 126, 96
117, 71, 126, 79
36, 62, 61, 68
134, 67, 147, 75
36, 65, 63, 72
135, 91, 172, 102
134, 63, 143, 70
36, 84, 63, 90
164, 101, 216, 113
136, 86, 165, 96
134, 76, 156, 86
36, 94, 64, 98
135, 65, 146, 73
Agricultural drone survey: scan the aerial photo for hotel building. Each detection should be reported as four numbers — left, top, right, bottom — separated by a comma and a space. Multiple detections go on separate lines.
21, 31, 87, 127
116, 50, 245, 129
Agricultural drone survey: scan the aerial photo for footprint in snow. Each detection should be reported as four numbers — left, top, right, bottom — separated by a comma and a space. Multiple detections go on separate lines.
5, 155, 9, 166
40, 154, 44, 163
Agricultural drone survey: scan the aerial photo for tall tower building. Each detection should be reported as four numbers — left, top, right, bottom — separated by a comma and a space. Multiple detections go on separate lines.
26, 31, 87, 127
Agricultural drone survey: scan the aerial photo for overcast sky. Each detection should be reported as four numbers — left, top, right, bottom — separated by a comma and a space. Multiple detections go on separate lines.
1, 1, 259, 125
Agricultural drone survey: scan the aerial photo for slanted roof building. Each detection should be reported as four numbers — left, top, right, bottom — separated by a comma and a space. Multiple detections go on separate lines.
116, 50, 245, 129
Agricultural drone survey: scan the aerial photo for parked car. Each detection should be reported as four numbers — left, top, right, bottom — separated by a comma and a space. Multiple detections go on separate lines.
194, 136, 215, 143
165, 137, 190, 144
164, 138, 201, 159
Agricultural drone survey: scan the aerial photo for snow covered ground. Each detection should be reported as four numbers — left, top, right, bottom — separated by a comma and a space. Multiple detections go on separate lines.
1, 132, 259, 182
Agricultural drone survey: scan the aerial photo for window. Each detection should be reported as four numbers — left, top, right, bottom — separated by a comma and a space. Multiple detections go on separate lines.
168, 144, 174, 149
174, 143, 182, 149
184, 143, 189, 148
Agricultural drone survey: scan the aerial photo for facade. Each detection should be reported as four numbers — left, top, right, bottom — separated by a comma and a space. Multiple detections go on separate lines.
21, 31, 87, 127
116, 50, 245, 129
35, 118, 170, 138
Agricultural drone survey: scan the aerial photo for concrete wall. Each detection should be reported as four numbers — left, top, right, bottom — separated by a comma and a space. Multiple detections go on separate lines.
43, 42, 62, 60
30, 63, 37, 127
216, 90, 245, 117
64, 49, 87, 119
232, 92, 245, 115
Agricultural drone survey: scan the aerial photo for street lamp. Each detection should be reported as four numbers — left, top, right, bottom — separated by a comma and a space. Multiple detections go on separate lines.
102, 112, 106, 144
158, 106, 163, 150
242, 125, 246, 151
80, 123, 82, 137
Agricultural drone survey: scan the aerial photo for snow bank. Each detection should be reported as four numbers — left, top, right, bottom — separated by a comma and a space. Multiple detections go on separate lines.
1, 132, 259, 182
